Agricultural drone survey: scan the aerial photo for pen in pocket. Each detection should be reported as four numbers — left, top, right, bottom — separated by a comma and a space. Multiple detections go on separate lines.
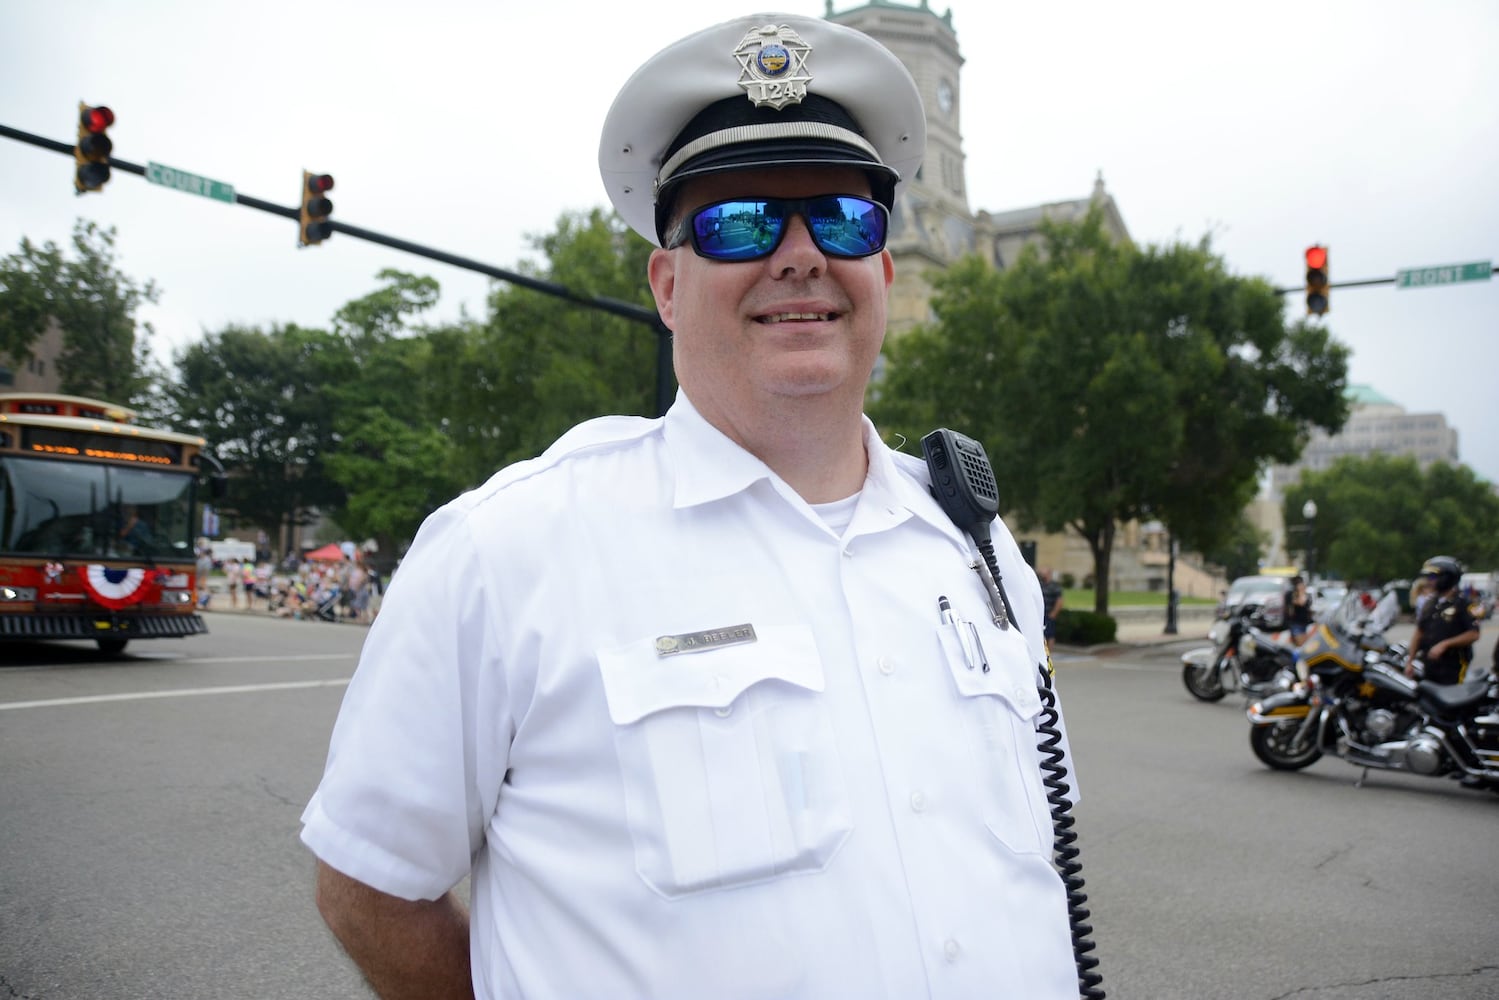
938, 595, 984, 671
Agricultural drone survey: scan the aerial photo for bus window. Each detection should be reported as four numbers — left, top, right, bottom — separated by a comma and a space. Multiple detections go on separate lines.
0, 457, 195, 559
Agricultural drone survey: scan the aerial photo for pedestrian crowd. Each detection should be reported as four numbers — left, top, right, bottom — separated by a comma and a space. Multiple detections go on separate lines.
193, 548, 381, 624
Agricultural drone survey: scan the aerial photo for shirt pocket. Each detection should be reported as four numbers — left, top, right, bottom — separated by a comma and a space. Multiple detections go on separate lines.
597, 623, 852, 899
935, 620, 1052, 856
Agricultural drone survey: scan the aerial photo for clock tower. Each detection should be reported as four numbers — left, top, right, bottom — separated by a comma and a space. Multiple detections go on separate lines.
827, 1, 972, 330
828, 1, 967, 215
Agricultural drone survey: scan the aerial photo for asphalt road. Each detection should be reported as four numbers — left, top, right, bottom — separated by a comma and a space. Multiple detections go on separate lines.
1, 612, 1495, 999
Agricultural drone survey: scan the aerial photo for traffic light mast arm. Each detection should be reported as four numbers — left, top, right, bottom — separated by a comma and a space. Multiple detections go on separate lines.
0, 122, 662, 322
1, 121, 678, 413
1272, 274, 1425, 294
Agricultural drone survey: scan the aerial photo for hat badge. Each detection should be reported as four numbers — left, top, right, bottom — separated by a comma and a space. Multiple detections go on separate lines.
733, 24, 812, 110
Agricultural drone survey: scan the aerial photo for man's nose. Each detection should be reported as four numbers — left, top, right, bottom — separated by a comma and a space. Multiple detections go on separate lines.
768, 212, 826, 276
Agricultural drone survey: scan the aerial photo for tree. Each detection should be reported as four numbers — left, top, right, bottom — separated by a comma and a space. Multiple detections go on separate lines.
434, 208, 662, 479
872, 207, 1350, 614
0, 220, 159, 402
1283, 454, 1499, 584
322, 271, 469, 557
169, 323, 350, 554
1200, 514, 1268, 582
323, 214, 662, 559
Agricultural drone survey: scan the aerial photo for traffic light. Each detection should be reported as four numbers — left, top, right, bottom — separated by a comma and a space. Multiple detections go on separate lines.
299, 171, 335, 246
1305, 245, 1329, 316
74, 103, 115, 194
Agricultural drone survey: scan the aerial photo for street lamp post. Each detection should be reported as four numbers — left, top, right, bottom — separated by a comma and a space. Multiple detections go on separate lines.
1302, 499, 1318, 581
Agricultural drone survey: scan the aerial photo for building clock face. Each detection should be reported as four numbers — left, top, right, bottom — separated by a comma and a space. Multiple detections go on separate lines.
937, 79, 953, 116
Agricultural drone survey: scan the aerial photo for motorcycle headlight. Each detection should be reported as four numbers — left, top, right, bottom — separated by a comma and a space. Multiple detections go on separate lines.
1, 586, 38, 602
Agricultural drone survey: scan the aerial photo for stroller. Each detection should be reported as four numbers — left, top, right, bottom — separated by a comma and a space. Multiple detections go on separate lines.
309, 583, 341, 622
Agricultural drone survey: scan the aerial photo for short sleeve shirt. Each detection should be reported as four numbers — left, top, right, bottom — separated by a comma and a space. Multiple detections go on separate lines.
1416, 594, 1478, 682
301, 394, 1080, 999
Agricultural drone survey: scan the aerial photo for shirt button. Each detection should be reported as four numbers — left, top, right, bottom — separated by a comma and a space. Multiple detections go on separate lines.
877, 656, 895, 675
910, 791, 926, 812
944, 939, 960, 962
714, 705, 733, 718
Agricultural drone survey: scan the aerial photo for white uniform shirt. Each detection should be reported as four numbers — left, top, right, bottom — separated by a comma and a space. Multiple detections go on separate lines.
301, 394, 1079, 999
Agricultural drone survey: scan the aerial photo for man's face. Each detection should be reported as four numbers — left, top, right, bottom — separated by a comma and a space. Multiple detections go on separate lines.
647, 165, 894, 429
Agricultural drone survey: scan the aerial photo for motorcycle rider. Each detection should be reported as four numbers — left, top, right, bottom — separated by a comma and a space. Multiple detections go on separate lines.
1404, 555, 1481, 684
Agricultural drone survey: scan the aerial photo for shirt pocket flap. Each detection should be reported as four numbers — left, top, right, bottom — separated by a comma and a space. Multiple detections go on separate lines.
598, 624, 824, 725
935, 620, 1043, 719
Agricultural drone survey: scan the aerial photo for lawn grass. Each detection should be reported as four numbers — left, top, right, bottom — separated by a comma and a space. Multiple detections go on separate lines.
1062, 589, 1216, 608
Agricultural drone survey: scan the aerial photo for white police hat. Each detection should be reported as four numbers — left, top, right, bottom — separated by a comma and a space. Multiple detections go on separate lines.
599, 12, 926, 247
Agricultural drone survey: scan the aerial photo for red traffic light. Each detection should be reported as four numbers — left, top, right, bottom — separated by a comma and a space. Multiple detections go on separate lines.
80, 105, 115, 133
299, 170, 335, 247
74, 102, 115, 194
1304, 245, 1330, 316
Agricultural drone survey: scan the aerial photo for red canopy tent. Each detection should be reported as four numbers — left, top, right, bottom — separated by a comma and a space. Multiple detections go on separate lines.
305, 543, 346, 562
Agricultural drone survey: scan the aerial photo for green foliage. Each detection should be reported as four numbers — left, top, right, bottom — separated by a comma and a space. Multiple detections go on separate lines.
0, 220, 158, 402
1200, 515, 1268, 581
1054, 609, 1117, 645
162, 211, 663, 560
442, 209, 663, 475
169, 323, 351, 547
872, 206, 1349, 614
1283, 454, 1499, 583
321, 273, 470, 550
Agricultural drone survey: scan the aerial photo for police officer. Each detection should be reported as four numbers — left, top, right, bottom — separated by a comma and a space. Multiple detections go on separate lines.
1404, 555, 1480, 684
302, 12, 1081, 1000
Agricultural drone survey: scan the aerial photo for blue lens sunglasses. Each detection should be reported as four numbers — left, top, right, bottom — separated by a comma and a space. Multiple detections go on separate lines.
671, 194, 890, 262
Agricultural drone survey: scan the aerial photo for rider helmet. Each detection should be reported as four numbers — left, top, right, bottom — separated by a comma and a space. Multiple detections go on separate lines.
1418, 555, 1463, 593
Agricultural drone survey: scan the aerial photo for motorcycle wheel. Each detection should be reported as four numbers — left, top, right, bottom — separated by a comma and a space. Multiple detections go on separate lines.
1183, 652, 1228, 702
1249, 720, 1323, 770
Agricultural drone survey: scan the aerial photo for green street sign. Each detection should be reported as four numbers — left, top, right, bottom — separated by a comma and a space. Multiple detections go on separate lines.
1395, 260, 1492, 289
145, 161, 235, 203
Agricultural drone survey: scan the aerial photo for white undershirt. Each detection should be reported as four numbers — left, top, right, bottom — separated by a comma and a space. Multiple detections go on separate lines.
809, 491, 861, 535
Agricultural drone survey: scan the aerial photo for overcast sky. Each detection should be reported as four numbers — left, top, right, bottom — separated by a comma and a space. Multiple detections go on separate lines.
4, 0, 1497, 484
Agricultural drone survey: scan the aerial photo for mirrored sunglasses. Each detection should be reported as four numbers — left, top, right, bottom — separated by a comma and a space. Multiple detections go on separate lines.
675, 195, 889, 261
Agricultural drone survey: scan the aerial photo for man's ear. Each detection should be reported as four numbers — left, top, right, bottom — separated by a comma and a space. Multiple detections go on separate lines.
647, 248, 678, 329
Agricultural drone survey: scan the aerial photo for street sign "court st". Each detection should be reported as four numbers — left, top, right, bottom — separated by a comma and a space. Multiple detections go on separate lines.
145, 161, 235, 203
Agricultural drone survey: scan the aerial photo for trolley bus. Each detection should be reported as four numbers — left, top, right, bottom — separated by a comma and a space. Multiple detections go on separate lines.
0, 393, 225, 654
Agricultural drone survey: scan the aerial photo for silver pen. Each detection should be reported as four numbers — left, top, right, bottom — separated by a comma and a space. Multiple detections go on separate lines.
939, 595, 981, 671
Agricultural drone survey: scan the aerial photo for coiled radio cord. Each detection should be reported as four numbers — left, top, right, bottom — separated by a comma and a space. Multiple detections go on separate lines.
976, 538, 1105, 1000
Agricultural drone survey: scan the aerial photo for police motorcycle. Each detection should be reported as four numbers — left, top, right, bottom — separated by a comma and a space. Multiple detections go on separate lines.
1246, 591, 1499, 790
1181, 602, 1300, 703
